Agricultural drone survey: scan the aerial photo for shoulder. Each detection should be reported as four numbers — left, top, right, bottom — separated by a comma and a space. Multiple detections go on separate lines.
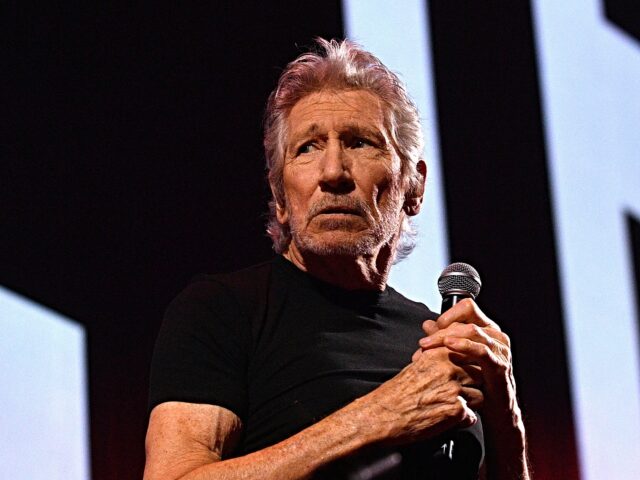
384, 286, 439, 320
148, 260, 278, 418
159, 258, 280, 356
169, 258, 276, 311
198, 258, 275, 287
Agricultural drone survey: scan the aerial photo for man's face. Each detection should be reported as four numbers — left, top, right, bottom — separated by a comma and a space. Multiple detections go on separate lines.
276, 89, 409, 258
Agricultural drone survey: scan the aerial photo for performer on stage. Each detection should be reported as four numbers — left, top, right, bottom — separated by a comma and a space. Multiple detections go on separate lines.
144, 38, 530, 480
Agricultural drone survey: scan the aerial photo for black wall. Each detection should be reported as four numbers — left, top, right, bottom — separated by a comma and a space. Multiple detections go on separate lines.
4, 3, 343, 478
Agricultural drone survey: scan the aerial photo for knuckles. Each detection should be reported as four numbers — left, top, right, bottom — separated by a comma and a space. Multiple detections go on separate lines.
455, 298, 479, 322
479, 344, 493, 360
459, 297, 477, 311
440, 392, 474, 424
464, 323, 483, 338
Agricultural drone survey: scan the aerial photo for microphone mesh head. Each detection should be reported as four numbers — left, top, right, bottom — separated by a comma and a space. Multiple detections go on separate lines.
438, 262, 482, 298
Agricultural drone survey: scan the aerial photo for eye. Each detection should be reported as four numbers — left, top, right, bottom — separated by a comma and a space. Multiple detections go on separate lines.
297, 142, 316, 155
352, 138, 373, 149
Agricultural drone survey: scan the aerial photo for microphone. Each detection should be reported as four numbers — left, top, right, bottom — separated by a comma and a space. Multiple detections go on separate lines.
438, 262, 482, 314
430, 262, 484, 475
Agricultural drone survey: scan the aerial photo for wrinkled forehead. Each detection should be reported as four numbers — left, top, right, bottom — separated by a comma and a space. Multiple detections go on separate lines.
285, 89, 393, 141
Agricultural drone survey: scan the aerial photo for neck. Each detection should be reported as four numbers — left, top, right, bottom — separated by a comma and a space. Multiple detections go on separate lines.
282, 242, 396, 291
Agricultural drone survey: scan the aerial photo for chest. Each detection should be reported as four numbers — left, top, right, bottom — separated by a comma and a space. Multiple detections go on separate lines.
240, 287, 425, 453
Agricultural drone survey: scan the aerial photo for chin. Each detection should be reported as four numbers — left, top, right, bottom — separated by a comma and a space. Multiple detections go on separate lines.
293, 230, 381, 257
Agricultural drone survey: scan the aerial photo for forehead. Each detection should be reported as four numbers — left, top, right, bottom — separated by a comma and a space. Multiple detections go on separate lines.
287, 89, 388, 136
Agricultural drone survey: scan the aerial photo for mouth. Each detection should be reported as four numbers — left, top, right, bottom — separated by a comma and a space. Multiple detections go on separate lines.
316, 207, 361, 216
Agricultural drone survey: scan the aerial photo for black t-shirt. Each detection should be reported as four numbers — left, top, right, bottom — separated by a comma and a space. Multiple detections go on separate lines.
149, 256, 483, 477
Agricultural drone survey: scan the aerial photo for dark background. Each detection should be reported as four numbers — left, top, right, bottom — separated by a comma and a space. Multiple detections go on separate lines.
8, 1, 634, 478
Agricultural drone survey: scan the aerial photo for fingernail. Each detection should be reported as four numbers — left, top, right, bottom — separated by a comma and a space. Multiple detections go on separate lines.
419, 337, 431, 347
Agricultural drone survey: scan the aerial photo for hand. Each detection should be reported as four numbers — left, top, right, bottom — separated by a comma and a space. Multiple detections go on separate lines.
412, 299, 521, 430
365, 344, 484, 446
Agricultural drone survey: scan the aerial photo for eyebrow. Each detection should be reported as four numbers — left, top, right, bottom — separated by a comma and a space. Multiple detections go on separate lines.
288, 124, 322, 147
288, 123, 387, 147
343, 124, 387, 143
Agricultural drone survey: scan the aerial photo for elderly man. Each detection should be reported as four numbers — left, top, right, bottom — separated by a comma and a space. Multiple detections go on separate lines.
144, 39, 529, 479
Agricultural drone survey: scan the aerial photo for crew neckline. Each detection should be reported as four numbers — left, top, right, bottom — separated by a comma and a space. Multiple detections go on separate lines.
274, 255, 391, 306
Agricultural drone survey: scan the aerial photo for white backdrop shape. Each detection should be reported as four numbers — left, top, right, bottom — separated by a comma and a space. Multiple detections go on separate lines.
533, 0, 640, 478
0, 286, 90, 480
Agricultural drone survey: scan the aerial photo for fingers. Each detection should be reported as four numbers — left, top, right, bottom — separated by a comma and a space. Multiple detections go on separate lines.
461, 386, 484, 410
450, 394, 480, 429
437, 298, 502, 333
420, 321, 510, 352
411, 347, 422, 363
443, 337, 505, 374
422, 319, 438, 335
421, 299, 510, 349
417, 302, 522, 434
414, 348, 484, 390
416, 349, 482, 418
458, 363, 483, 387
402, 348, 484, 434
416, 312, 514, 411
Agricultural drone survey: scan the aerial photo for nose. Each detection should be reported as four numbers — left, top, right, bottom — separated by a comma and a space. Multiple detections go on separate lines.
319, 140, 355, 193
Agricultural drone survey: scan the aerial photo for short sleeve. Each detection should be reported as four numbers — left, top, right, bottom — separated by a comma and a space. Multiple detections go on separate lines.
147, 279, 250, 419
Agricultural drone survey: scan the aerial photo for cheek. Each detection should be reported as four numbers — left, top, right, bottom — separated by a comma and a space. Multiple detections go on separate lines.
375, 186, 402, 212
367, 166, 400, 204
282, 170, 314, 214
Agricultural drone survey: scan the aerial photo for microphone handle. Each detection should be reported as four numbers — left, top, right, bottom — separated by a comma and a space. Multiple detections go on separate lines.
436, 292, 475, 470
440, 292, 473, 313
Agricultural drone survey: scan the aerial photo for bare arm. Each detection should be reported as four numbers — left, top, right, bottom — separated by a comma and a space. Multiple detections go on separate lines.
144, 346, 482, 480
145, 398, 381, 480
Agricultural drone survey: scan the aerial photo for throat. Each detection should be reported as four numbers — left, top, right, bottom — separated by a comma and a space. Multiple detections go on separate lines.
282, 243, 393, 291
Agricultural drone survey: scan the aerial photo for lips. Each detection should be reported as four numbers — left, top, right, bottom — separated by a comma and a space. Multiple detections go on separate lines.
317, 206, 360, 215
307, 197, 369, 222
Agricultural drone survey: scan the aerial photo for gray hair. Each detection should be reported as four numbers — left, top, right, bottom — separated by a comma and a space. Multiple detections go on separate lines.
264, 38, 424, 262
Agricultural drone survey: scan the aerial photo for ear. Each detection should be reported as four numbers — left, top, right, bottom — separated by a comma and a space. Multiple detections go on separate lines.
276, 201, 288, 224
270, 182, 288, 224
403, 160, 427, 216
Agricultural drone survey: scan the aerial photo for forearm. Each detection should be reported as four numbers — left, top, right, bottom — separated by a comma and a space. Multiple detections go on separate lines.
177, 397, 379, 480
485, 433, 531, 480
483, 409, 531, 480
